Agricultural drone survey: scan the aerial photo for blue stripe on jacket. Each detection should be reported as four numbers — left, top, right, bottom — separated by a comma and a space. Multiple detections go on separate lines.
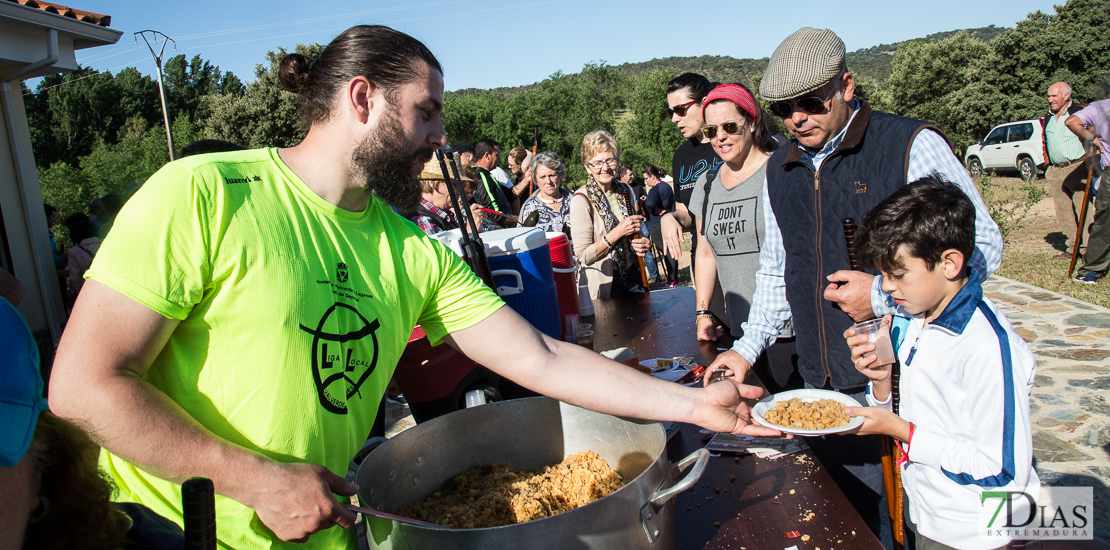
941, 300, 1017, 488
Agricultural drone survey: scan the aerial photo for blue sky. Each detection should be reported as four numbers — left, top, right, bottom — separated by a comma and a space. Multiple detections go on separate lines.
69, 0, 1057, 92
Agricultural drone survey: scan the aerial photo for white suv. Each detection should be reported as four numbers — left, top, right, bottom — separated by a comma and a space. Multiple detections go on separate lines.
964, 119, 1045, 181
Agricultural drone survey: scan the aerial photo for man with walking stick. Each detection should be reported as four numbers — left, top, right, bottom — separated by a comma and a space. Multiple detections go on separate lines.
1065, 91, 1110, 284
1042, 82, 1090, 258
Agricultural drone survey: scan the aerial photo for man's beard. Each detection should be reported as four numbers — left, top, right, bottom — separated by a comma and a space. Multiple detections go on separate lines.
350, 109, 433, 212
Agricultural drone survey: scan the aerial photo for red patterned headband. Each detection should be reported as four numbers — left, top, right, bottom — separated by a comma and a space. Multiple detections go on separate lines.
702, 84, 759, 123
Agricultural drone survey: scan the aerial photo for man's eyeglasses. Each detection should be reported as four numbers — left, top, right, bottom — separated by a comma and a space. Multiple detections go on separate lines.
768, 81, 840, 119
701, 120, 746, 140
587, 158, 619, 170
664, 100, 697, 118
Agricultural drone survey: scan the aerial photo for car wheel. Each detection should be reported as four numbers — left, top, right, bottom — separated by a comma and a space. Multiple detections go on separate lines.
968, 158, 983, 177
1018, 157, 1036, 181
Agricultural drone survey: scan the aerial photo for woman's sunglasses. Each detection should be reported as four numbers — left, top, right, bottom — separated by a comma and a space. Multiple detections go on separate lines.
701, 120, 745, 140
664, 100, 697, 118
768, 82, 840, 119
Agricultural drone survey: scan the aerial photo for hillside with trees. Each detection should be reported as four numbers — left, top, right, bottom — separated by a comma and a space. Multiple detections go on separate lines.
28, 0, 1110, 233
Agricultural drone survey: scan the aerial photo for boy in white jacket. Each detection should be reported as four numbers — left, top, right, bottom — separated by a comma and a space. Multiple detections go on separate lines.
844, 175, 1039, 550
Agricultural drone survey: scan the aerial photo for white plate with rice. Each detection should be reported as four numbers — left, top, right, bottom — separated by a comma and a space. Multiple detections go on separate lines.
752, 389, 865, 436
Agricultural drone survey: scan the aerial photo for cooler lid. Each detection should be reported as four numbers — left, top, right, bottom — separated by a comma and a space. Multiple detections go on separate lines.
431, 227, 548, 258
432, 228, 466, 257
480, 228, 547, 257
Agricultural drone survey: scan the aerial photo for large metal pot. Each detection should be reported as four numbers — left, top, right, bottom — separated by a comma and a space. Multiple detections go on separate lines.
354, 397, 707, 549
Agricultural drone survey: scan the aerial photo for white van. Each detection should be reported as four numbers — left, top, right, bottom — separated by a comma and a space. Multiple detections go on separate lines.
964, 119, 1045, 181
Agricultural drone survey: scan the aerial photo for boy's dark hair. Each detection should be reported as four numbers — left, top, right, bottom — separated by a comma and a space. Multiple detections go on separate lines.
278, 25, 442, 132
666, 73, 714, 102
855, 174, 976, 273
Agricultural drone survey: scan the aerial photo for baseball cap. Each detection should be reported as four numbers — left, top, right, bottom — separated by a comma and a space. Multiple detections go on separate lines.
452, 143, 474, 156
759, 27, 846, 101
0, 297, 46, 467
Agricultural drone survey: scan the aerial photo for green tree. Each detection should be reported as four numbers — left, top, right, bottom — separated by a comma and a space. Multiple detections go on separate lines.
164, 54, 225, 124
30, 68, 127, 165
884, 33, 991, 149
37, 116, 204, 228
204, 45, 320, 148
618, 68, 682, 175
443, 63, 627, 183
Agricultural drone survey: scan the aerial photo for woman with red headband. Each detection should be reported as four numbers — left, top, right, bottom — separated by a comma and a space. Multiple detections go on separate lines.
690, 83, 786, 344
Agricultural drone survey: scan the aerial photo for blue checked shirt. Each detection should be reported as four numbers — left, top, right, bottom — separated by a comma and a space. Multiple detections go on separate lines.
731, 102, 1003, 364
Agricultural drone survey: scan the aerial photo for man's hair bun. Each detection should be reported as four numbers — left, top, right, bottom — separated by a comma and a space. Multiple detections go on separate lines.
278, 53, 313, 94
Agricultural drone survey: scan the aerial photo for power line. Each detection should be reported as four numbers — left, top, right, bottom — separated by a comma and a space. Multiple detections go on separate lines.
171, 0, 471, 41
76, 0, 470, 64
177, 0, 574, 52
43, 0, 575, 95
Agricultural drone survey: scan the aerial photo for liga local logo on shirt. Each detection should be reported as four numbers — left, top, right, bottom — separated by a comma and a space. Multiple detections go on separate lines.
300, 262, 381, 414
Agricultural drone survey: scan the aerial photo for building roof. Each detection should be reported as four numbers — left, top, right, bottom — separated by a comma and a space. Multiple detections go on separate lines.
4, 0, 110, 27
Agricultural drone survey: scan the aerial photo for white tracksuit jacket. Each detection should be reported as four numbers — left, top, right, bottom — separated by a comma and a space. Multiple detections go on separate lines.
866, 276, 1040, 550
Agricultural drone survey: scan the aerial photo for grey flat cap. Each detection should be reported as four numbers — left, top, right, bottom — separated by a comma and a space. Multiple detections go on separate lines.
760, 27, 846, 101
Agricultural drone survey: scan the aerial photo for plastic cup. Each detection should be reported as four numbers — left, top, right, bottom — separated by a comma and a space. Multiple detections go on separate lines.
852, 317, 896, 365
464, 389, 487, 408
578, 284, 594, 316
564, 314, 580, 342
575, 329, 595, 350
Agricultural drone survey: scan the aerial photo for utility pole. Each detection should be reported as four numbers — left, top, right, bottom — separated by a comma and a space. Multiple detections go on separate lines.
135, 30, 177, 161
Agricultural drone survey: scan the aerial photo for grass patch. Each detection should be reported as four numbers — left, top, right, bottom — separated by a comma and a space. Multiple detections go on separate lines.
997, 249, 1109, 309
980, 175, 1109, 309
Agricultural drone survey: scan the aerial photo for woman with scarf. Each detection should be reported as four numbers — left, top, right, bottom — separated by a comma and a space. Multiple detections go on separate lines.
570, 131, 650, 299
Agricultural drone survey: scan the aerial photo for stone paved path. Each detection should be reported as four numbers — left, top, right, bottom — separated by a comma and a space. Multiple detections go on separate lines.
378, 274, 1110, 541
982, 274, 1110, 541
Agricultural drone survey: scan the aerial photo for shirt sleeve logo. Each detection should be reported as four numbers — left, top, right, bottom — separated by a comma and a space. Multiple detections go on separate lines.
300, 303, 380, 414
336, 262, 349, 283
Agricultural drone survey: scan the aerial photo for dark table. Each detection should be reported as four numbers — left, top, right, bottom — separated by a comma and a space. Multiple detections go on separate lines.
588, 287, 884, 550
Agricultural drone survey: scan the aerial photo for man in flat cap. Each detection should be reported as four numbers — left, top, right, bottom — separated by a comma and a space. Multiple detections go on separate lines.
708, 27, 1003, 534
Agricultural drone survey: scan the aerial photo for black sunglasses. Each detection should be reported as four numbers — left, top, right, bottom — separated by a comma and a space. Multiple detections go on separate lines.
768, 82, 840, 119
701, 120, 746, 140
664, 100, 697, 118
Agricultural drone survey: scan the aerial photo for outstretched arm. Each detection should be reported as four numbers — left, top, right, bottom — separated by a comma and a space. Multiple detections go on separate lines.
445, 306, 783, 437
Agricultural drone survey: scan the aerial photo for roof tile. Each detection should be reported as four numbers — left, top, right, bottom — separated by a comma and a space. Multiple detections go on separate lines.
6, 0, 111, 27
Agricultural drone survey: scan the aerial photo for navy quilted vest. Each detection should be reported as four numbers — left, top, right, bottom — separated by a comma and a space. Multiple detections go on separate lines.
767, 102, 945, 389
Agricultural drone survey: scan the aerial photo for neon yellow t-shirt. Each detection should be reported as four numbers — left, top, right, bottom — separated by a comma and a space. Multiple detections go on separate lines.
86, 148, 504, 550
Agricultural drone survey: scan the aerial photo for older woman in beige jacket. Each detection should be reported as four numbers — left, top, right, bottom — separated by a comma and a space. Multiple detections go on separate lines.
570, 131, 650, 299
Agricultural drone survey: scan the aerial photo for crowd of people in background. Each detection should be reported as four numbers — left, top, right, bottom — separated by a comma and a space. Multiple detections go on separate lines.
44, 193, 125, 310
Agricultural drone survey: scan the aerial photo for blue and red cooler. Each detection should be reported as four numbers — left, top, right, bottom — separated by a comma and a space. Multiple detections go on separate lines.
394, 228, 564, 422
